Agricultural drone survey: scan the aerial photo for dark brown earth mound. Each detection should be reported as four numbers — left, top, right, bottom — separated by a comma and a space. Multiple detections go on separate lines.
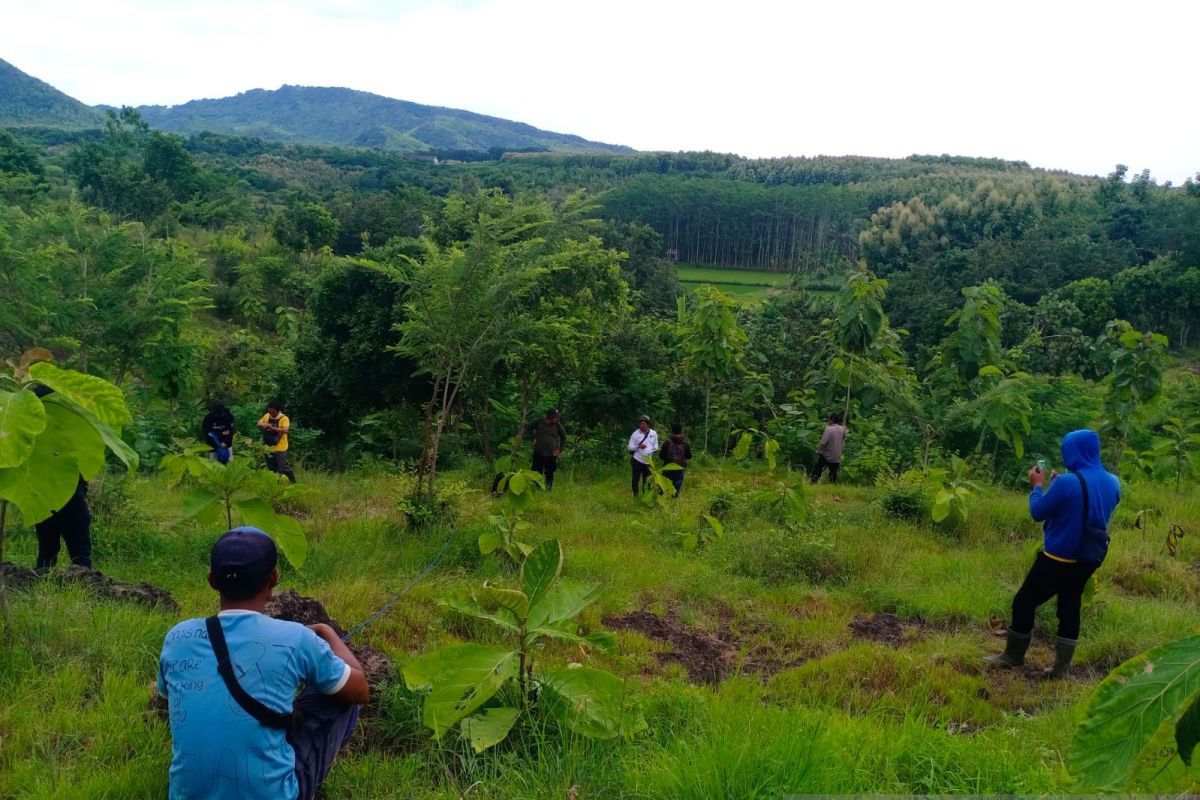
604, 607, 738, 684
2, 562, 179, 611
848, 612, 925, 646
265, 589, 393, 687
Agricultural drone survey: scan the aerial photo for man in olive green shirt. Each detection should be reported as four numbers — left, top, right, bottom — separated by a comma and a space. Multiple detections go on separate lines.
528, 408, 567, 490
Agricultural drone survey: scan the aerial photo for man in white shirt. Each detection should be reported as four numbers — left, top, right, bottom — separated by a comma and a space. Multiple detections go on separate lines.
627, 415, 659, 497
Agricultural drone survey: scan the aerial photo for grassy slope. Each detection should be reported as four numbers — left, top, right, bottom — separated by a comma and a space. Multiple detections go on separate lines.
2, 460, 1198, 798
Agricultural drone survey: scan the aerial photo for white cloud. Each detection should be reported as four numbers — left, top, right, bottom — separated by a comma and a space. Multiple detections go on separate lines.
2, 0, 1196, 182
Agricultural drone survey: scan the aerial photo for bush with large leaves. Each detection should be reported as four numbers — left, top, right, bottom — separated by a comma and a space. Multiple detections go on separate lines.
403, 539, 645, 753
1068, 634, 1200, 792
160, 446, 310, 569
0, 355, 138, 551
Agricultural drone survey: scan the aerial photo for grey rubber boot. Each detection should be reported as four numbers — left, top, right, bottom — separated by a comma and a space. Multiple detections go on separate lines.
985, 628, 1031, 667
1044, 636, 1078, 679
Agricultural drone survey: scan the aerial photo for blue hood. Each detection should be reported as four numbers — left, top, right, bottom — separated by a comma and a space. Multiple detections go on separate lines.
1061, 429, 1102, 472
1030, 428, 1120, 560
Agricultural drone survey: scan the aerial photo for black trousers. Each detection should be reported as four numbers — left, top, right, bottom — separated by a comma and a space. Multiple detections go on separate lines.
631, 458, 651, 496
266, 451, 297, 483
531, 453, 558, 489
811, 455, 839, 484
288, 686, 360, 800
1010, 552, 1098, 640
35, 510, 92, 570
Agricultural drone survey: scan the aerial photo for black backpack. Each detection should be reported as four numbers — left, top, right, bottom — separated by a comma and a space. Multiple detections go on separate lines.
262, 417, 282, 446
1075, 474, 1110, 566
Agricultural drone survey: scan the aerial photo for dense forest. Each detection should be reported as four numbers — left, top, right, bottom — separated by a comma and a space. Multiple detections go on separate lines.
2, 109, 1198, 487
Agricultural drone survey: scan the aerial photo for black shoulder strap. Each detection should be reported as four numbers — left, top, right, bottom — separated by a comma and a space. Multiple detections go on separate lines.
205, 616, 293, 730
1077, 473, 1090, 532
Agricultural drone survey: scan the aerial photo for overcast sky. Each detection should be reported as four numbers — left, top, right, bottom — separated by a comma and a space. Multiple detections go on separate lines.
3, 0, 1196, 183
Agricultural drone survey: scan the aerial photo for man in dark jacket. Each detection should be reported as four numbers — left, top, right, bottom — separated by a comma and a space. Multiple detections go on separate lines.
987, 429, 1120, 678
35, 477, 92, 571
528, 409, 567, 490
201, 401, 235, 464
811, 413, 847, 484
660, 422, 693, 497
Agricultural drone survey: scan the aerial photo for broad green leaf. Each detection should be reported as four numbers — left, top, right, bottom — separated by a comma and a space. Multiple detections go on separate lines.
181, 487, 220, 519
402, 644, 518, 738
732, 432, 751, 460
0, 389, 46, 468
702, 514, 724, 538
27, 362, 132, 428
1176, 691, 1200, 766
662, 463, 683, 471
461, 706, 521, 753
509, 471, 528, 495
271, 513, 308, 570
476, 585, 530, 622
540, 666, 647, 740
527, 577, 600, 631
478, 531, 502, 555
494, 455, 513, 474
1068, 634, 1200, 789
765, 438, 780, 471
43, 395, 139, 472
681, 533, 698, 551
442, 592, 520, 632
932, 491, 952, 523
234, 496, 278, 531
530, 619, 615, 650
0, 402, 102, 524
521, 538, 562, 607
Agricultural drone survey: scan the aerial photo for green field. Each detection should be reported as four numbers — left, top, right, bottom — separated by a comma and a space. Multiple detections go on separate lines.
3, 460, 1197, 798
674, 264, 840, 303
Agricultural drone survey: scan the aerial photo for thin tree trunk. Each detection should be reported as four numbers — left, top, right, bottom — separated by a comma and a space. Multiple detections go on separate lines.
842, 361, 853, 427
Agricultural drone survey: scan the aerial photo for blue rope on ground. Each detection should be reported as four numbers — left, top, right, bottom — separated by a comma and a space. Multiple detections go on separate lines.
340, 528, 456, 641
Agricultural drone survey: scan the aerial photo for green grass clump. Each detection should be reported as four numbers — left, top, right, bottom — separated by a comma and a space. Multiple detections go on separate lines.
1, 459, 1197, 797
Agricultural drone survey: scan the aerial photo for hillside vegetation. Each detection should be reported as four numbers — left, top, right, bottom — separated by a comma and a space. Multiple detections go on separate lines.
0, 58, 104, 129
3, 463, 1198, 798
1, 101, 1199, 797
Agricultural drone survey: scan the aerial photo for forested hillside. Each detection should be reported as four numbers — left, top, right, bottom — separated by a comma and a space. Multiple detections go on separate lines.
134, 85, 634, 154
3, 105, 1200, 797
0, 58, 104, 128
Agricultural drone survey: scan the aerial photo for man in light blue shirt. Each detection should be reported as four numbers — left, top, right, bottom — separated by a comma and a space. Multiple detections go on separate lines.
158, 527, 369, 799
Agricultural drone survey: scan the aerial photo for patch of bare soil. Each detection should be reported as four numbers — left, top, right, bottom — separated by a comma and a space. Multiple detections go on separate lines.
848, 612, 926, 646
604, 607, 739, 685
265, 589, 393, 687
2, 562, 179, 611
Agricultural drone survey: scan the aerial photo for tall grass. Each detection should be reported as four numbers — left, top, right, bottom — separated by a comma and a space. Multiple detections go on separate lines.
1, 461, 1196, 797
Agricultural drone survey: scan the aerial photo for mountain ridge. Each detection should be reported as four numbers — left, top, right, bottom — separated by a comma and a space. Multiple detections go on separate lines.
132, 84, 633, 155
1, 57, 631, 155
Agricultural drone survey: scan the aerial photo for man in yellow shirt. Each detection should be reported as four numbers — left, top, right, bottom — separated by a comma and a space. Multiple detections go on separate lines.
257, 401, 296, 483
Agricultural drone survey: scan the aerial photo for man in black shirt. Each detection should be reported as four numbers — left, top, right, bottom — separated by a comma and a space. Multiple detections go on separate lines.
527, 408, 567, 490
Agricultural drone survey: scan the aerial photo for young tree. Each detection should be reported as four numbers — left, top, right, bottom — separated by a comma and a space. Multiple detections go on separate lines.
395, 191, 553, 500
679, 285, 748, 453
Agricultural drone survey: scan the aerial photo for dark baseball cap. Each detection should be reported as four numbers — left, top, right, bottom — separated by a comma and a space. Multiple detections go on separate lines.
210, 527, 277, 597
546, 408, 560, 417
638, 414, 651, 423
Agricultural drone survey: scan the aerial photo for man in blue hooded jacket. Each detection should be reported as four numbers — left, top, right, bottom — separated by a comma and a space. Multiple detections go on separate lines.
986, 429, 1120, 678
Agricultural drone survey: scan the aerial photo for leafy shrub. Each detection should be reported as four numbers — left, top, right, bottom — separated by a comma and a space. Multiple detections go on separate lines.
876, 472, 932, 521
843, 430, 902, 484
703, 485, 739, 520
403, 540, 645, 752
396, 474, 472, 530
728, 527, 847, 585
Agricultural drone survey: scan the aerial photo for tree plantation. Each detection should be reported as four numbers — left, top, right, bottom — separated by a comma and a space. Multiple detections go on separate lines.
1, 110, 1199, 797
